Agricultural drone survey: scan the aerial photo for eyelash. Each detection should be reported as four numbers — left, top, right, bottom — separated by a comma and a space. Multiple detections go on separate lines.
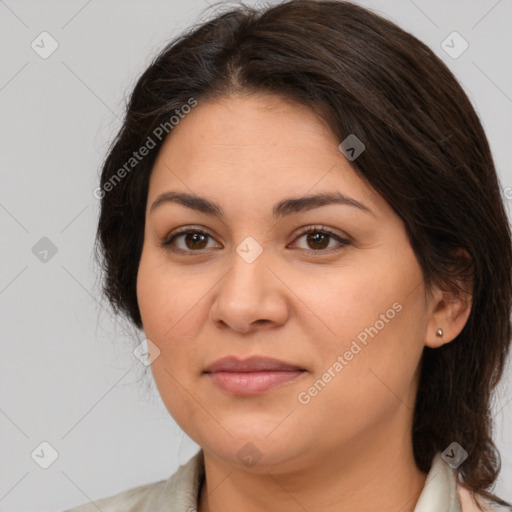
161, 225, 350, 255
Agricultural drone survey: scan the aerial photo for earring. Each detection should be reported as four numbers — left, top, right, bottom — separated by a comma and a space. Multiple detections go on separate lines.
435, 328, 443, 337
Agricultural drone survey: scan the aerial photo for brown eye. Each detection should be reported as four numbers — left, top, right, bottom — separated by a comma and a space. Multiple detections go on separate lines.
291, 226, 350, 253
162, 225, 349, 255
162, 229, 220, 252
305, 232, 330, 250
183, 232, 208, 250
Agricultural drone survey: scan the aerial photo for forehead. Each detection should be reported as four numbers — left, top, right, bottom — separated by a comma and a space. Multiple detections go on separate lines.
148, 93, 388, 218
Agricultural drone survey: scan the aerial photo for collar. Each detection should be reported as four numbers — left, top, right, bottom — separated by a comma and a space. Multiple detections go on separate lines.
413, 452, 462, 512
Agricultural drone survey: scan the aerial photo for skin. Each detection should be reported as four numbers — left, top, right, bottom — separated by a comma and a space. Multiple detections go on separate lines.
136, 92, 472, 512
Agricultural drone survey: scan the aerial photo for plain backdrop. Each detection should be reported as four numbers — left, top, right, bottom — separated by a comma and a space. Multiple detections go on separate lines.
1, 0, 511, 510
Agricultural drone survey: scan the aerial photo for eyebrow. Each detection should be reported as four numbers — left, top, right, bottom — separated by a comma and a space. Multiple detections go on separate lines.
149, 190, 374, 218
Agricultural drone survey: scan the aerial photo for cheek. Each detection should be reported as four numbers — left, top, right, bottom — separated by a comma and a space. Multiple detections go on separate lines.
296, 295, 425, 444
300, 251, 426, 404
136, 250, 217, 402
136, 253, 206, 431
294, 256, 411, 344
136, 250, 204, 343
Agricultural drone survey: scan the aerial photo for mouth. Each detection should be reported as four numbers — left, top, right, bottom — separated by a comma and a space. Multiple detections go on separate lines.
204, 356, 307, 396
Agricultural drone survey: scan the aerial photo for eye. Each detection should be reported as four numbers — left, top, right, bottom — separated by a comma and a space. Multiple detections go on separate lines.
162, 227, 221, 253
290, 225, 350, 253
161, 225, 350, 254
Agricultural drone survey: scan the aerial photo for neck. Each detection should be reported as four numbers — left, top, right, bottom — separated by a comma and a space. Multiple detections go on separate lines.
197, 420, 428, 512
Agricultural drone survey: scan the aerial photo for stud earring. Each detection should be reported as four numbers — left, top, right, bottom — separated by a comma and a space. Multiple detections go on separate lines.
435, 328, 443, 337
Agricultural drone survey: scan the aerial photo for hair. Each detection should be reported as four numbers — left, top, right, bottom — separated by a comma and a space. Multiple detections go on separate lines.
94, 0, 512, 508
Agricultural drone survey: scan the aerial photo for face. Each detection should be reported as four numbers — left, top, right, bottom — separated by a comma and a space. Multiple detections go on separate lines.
136, 92, 434, 473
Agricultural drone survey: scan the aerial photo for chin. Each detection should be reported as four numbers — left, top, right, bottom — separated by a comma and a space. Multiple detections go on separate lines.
201, 431, 309, 472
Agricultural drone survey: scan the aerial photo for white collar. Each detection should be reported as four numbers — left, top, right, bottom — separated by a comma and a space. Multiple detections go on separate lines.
413, 452, 462, 512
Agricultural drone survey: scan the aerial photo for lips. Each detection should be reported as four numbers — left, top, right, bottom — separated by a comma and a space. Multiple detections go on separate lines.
204, 356, 304, 373
204, 356, 307, 396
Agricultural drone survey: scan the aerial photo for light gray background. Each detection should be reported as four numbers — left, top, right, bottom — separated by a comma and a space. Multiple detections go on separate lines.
1, 0, 511, 510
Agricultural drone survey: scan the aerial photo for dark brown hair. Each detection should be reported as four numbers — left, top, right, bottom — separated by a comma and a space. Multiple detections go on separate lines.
94, 0, 512, 508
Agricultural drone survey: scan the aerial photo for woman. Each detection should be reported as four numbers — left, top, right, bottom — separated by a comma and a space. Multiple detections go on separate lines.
67, 1, 512, 510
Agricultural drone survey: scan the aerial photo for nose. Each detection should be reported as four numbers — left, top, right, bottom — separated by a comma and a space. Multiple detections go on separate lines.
209, 246, 290, 334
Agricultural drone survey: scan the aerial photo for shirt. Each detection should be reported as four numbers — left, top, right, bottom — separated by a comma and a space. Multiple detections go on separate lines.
64, 450, 507, 512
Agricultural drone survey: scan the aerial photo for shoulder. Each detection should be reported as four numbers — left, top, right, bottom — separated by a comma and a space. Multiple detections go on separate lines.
458, 485, 512, 512
62, 479, 167, 512
63, 449, 204, 512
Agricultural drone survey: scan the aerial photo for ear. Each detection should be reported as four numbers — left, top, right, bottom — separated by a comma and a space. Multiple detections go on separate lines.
425, 249, 473, 349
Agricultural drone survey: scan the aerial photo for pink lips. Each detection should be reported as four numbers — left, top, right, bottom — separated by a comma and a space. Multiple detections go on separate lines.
204, 356, 306, 396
